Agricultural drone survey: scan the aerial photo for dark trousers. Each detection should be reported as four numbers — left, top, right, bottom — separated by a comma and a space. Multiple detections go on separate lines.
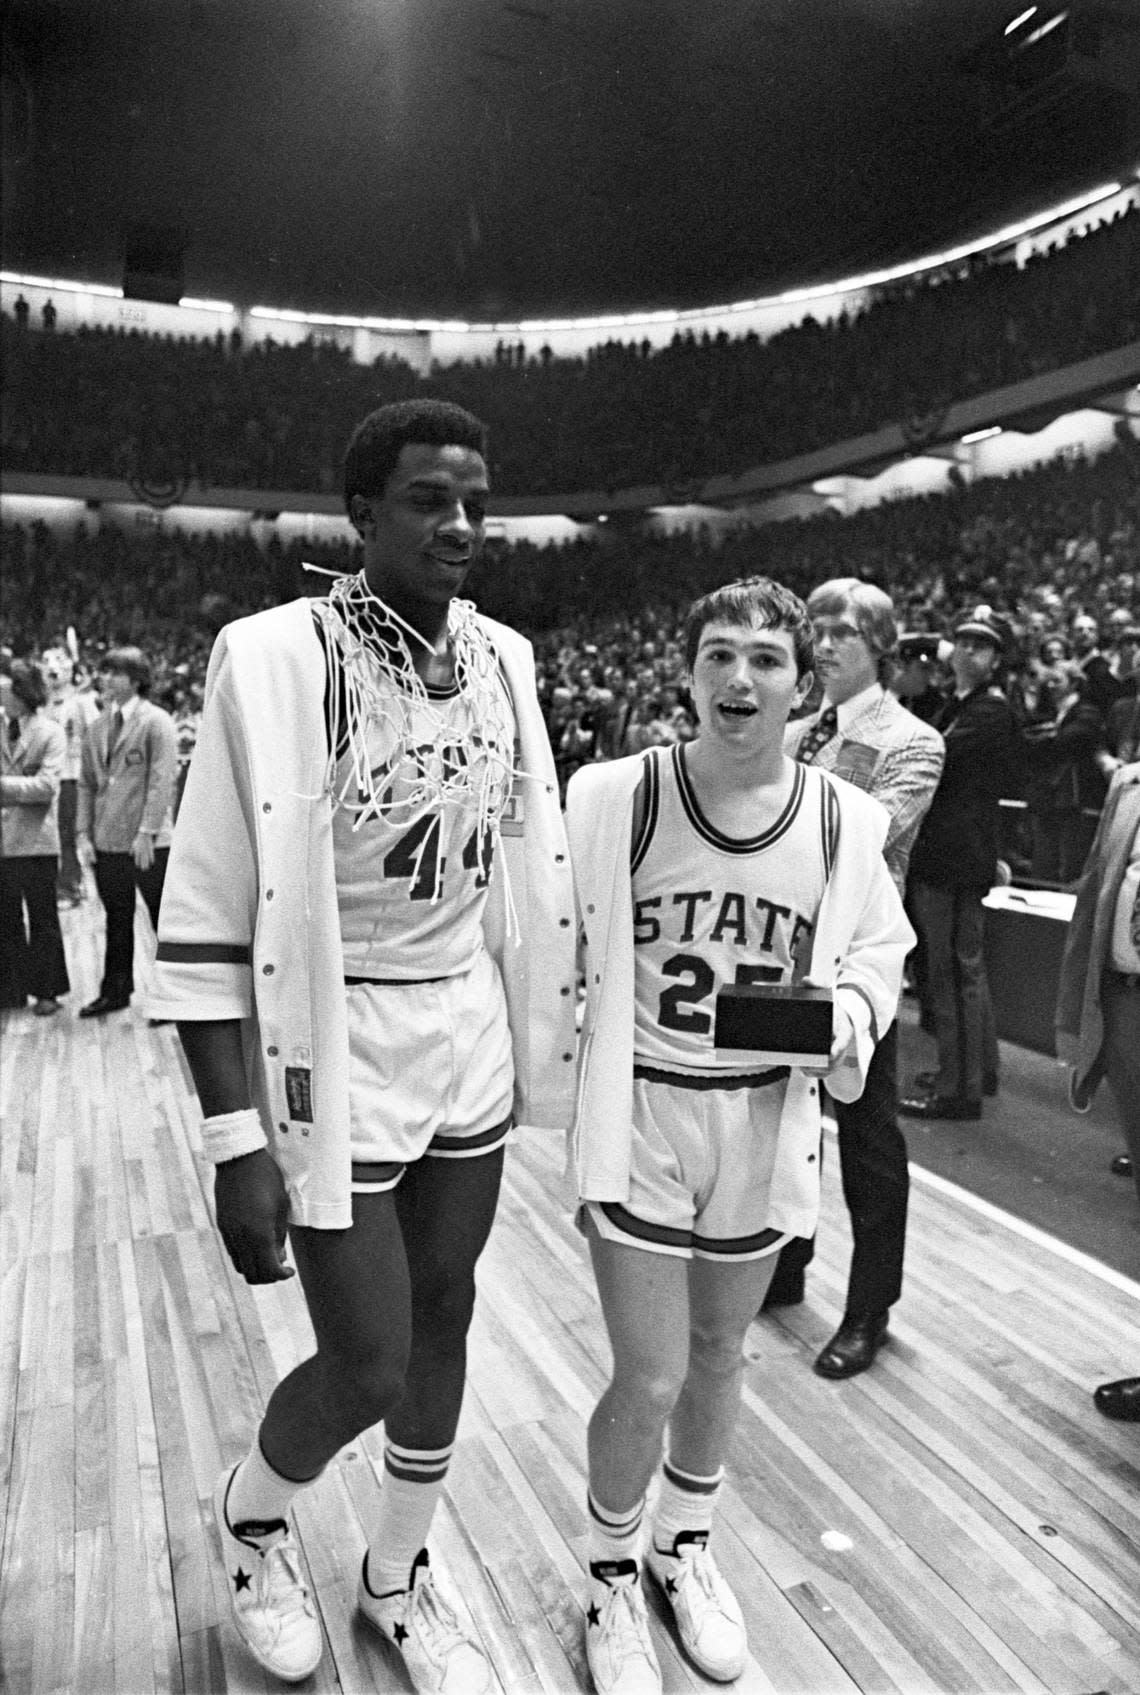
0, 855, 71, 1004
912, 880, 998, 1101
1102, 972, 1140, 1208
770, 1021, 909, 1315
56, 779, 84, 898
93, 848, 169, 998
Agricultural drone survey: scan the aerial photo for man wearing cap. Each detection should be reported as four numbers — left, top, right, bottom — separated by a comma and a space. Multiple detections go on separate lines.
902, 607, 1020, 1120
1055, 761, 1140, 1422
893, 633, 949, 726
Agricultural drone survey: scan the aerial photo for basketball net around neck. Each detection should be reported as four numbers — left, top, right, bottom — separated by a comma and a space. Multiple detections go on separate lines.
310, 570, 517, 857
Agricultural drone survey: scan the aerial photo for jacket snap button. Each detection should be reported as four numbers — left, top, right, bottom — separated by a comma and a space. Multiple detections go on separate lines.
263, 964, 275, 975
267, 1045, 279, 1057
263, 802, 272, 813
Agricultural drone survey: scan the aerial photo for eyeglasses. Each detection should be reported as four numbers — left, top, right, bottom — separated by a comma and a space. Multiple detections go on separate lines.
811, 621, 863, 646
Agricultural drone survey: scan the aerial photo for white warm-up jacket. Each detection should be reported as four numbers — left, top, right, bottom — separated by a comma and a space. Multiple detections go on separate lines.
565, 755, 914, 1239
152, 598, 577, 1229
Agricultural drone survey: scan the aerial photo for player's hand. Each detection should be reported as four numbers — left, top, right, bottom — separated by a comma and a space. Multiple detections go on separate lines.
214, 1149, 295, 1284
131, 830, 155, 871
76, 831, 96, 869
800, 1006, 857, 1076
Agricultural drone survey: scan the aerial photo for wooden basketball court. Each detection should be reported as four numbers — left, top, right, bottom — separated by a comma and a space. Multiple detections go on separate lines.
2, 899, 1138, 1694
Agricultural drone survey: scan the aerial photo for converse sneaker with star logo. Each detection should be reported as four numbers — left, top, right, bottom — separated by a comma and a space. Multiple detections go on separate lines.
357, 1546, 491, 1694
585, 1558, 662, 1695
645, 1529, 746, 1681
212, 1465, 322, 1682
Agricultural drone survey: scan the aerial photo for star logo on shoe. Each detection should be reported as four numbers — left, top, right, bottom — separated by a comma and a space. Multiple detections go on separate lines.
587, 1602, 600, 1628
664, 1575, 677, 1595
393, 1621, 408, 1645
233, 1566, 251, 1593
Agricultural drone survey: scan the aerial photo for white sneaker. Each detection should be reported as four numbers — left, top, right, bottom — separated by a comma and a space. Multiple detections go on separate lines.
358, 1547, 491, 1694
212, 1465, 322, 1683
585, 1560, 662, 1695
646, 1531, 746, 1681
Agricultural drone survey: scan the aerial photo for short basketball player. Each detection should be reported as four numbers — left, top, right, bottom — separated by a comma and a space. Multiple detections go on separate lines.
152, 400, 576, 1689
565, 578, 913, 1693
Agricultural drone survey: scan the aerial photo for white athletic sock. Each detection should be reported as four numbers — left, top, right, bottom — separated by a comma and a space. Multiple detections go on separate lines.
365, 1440, 453, 1596
225, 1435, 315, 1538
587, 1488, 645, 1577
650, 1459, 723, 1557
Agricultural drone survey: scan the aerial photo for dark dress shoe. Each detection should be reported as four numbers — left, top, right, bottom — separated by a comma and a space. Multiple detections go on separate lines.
814, 1311, 889, 1379
899, 1093, 982, 1121
914, 1069, 998, 1098
1110, 1154, 1134, 1177
79, 994, 130, 1018
1093, 1376, 1140, 1422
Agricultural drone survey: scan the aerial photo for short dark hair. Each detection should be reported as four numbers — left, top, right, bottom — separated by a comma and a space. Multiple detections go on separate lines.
5, 657, 48, 711
683, 576, 814, 677
104, 645, 152, 695
343, 399, 489, 515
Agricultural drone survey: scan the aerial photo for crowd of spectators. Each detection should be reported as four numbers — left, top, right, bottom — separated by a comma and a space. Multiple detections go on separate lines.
3, 435, 1138, 882
3, 203, 1136, 497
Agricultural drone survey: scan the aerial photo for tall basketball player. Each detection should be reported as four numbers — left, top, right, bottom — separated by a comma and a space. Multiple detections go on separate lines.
565, 577, 913, 1693
152, 400, 576, 1689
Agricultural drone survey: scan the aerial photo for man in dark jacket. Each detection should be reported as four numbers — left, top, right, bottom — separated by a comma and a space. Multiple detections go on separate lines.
901, 607, 1020, 1120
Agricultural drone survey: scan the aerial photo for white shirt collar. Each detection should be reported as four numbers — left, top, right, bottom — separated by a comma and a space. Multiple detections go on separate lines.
118, 693, 142, 724
832, 680, 883, 735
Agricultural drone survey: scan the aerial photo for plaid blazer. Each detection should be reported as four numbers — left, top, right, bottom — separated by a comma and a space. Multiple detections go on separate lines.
786, 685, 945, 895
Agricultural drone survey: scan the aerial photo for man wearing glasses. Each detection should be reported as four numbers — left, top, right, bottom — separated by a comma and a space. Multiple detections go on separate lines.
762, 579, 945, 1378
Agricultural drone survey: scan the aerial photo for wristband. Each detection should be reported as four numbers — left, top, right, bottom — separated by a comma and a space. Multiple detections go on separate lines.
203, 1107, 261, 1136
200, 1106, 268, 1164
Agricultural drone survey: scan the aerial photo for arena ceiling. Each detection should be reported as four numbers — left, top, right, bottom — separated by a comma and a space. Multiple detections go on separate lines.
1, 0, 1134, 322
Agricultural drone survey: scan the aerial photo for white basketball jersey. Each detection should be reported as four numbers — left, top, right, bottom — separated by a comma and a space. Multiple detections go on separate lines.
332, 671, 516, 980
631, 744, 837, 1073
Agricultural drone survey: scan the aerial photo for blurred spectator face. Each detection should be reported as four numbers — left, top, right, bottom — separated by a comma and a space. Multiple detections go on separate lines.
40, 647, 74, 689
1070, 614, 1098, 655
1106, 608, 1134, 643
811, 608, 877, 705
99, 663, 136, 708
951, 635, 1000, 693
1039, 636, 1070, 667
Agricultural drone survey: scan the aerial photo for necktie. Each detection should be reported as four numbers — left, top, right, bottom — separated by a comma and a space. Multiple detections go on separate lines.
108, 708, 124, 761
6, 716, 20, 746
798, 705, 838, 765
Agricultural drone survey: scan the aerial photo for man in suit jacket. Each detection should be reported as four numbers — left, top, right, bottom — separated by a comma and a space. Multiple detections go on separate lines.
77, 646, 177, 1016
1055, 762, 1140, 1422
765, 579, 945, 1378
902, 607, 1020, 1120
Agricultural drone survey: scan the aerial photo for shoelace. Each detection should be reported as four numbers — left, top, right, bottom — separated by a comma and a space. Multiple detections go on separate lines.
673, 1547, 728, 1615
258, 1540, 314, 1625
600, 1581, 655, 1668
408, 1574, 470, 1663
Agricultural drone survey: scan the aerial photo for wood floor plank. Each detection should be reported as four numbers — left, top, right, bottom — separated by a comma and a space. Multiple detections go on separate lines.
3, 901, 1139, 1694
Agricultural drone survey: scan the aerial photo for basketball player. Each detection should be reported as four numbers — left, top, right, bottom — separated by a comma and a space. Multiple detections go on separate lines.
152, 400, 576, 1689
565, 578, 913, 1693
